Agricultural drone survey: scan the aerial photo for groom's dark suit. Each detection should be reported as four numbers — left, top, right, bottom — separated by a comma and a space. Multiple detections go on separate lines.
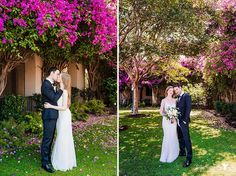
41, 79, 63, 166
176, 93, 193, 161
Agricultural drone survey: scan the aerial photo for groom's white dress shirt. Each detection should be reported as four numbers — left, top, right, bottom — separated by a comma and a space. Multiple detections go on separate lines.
179, 91, 184, 99
46, 77, 54, 84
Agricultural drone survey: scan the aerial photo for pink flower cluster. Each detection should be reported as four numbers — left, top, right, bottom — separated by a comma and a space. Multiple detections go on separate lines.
179, 55, 206, 73
207, 5, 236, 74
90, 0, 117, 53
0, 0, 116, 53
209, 38, 236, 73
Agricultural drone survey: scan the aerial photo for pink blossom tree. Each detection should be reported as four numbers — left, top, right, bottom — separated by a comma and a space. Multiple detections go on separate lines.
0, 0, 117, 96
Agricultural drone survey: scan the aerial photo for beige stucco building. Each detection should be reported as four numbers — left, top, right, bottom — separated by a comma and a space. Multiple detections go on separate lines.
1, 54, 85, 97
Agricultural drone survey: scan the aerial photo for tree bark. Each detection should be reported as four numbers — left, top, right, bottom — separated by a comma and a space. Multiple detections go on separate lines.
0, 64, 9, 96
132, 81, 139, 115
152, 86, 158, 106
0, 51, 33, 96
86, 58, 101, 98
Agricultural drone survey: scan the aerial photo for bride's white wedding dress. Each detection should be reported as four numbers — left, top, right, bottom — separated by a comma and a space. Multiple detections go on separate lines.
160, 101, 179, 163
51, 90, 77, 171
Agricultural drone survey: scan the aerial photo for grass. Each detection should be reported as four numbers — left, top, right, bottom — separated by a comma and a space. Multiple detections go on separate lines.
119, 108, 236, 176
0, 115, 117, 176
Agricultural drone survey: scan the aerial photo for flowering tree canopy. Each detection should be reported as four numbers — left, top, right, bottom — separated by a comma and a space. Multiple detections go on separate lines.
0, 0, 117, 96
0, 0, 117, 54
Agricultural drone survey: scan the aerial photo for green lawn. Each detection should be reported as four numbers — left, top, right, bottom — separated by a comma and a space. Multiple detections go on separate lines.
119, 109, 236, 176
0, 115, 117, 176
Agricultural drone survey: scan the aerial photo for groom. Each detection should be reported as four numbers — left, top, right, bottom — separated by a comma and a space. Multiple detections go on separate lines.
41, 67, 64, 173
174, 83, 193, 167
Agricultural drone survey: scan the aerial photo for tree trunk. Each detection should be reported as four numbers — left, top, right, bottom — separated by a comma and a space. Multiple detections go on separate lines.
132, 81, 139, 115
152, 87, 158, 106
0, 51, 33, 96
0, 65, 8, 96
86, 58, 101, 99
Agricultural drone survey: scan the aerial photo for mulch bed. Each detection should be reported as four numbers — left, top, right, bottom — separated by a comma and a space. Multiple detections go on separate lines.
201, 110, 236, 130
72, 114, 116, 132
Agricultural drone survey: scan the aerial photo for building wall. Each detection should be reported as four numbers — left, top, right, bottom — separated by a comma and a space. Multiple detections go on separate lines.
15, 64, 25, 95
25, 54, 43, 96
2, 55, 85, 98
68, 63, 85, 90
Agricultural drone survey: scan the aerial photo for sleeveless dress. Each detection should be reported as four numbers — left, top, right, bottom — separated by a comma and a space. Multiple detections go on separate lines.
160, 101, 179, 163
51, 91, 77, 171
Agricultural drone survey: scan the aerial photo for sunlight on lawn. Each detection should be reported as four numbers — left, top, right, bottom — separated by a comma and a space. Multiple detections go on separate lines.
202, 160, 236, 176
119, 108, 236, 176
191, 121, 221, 139
0, 116, 117, 176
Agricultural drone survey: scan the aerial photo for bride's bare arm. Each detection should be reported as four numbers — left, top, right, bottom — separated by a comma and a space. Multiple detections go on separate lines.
160, 99, 166, 115
44, 90, 68, 111
44, 103, 67, 111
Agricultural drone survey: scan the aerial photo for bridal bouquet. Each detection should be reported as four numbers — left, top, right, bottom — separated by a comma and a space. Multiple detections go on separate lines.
165, 107, 180, 123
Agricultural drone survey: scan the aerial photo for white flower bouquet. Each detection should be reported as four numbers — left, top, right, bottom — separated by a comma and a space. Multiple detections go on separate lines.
165, 107, 180, 123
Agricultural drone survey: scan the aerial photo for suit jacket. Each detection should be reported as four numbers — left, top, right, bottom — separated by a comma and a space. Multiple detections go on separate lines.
41, 79, 63, 120
176, 93, 192, 123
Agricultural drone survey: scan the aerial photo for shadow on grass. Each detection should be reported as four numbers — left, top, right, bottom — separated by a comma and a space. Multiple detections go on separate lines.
0, 116, 117, 176
119, 110, 236, 176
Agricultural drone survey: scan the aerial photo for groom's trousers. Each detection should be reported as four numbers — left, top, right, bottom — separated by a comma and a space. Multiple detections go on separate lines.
41, 119, 57, 166
177, 122, 192, 160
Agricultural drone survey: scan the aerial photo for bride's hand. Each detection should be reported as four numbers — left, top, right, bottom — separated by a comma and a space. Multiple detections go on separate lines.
44, 103, 52, 109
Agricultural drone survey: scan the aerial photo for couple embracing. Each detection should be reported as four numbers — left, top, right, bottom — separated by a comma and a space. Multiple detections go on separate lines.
41, 67, 77, 173
160, 84, 192, 167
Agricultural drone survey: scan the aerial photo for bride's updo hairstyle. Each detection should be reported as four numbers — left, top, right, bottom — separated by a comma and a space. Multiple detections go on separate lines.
165, 86, 174, 97
61, 73, 71, 107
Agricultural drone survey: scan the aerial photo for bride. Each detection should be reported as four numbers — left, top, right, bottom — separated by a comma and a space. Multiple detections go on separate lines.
159, 86, 179, 163
44, 73, 77, 171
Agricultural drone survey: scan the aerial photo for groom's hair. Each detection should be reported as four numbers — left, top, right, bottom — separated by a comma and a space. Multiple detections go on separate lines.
47, 67, 59, 76
173, 83, 182, 88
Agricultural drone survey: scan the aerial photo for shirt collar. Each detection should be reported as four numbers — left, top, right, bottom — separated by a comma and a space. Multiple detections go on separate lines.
180, 91, 184, 97
46, 77, 54, 84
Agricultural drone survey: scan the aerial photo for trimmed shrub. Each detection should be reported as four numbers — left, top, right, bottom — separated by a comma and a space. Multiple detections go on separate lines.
0, 95, 26, 121
70, 102, 89, 122
85, 99, 106, 115
214, 101, 236, 119
24, 112, 43, 136
183, 84, 207, 106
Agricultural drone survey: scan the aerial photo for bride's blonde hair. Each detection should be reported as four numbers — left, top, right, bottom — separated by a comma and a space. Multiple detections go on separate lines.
165, 86, 174, 97
61, 73, 71, 107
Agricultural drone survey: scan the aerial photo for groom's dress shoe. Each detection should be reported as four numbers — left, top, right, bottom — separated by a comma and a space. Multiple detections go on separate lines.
183, 160, 192, 167
179, 153, 186, 156
41, 164, 55, 173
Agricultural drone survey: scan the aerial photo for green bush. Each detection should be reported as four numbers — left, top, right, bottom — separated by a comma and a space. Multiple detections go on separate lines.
31, 93, 43, 112
24, 112, 43, 136
214, 101, 223, 113
214, 101, 236, 119
0, 95, 26, 121
71, 87, 79, 103
222, 103, 230, 115
0, 118, 28, 149
103, 77, 117, 106
183, 84, 207, 106
85, 99, 106, 115
80, 88, 95, 101
231, 105, 236, 119
0, 112, 42, 150
70, 102, 89, 122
